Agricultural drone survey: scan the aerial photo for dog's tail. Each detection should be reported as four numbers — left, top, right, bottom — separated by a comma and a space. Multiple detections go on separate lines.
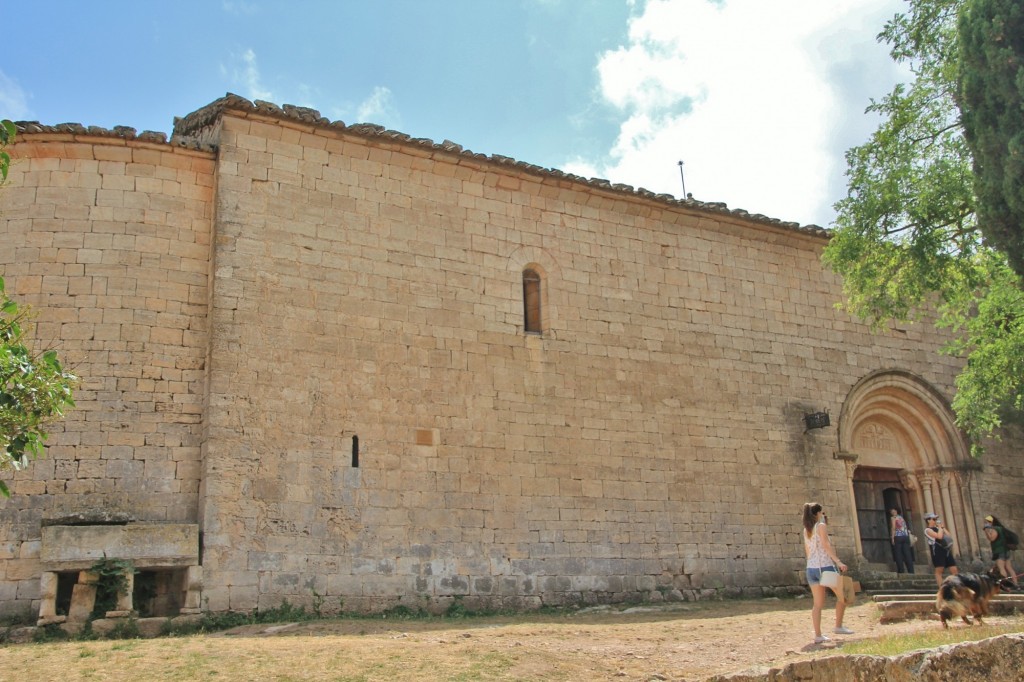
938, 582, 967, 602
936, 585, 974, 621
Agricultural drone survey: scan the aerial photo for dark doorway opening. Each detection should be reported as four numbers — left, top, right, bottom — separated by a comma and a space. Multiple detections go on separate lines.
133, 569, 187, 617
55, 571, 77, 616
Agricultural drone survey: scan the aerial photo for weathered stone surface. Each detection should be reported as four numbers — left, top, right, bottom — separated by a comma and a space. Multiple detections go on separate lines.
90, 616, 168, 638
41, 511, 134, 527
67, 583, 97, 623
40, 525, 199, 571
710, 633, 1024, 681
1, 96, 1022, 617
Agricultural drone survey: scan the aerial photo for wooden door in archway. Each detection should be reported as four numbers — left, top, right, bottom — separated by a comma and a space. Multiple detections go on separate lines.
852, 467, 912, 566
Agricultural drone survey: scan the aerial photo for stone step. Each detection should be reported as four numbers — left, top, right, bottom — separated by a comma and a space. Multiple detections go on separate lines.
854, 569, 937, 593
877, 597, 1024, 623
872, 592, 1024, 602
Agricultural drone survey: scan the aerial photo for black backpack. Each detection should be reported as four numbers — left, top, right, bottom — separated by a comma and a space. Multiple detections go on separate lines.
1004, 527, 1020, 551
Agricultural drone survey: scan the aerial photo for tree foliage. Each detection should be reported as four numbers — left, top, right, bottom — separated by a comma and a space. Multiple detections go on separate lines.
1, 122, 78, 495
0, 277, 78, 496
825, 0, 980, 325
958, 0, 1024, 280
0, 119, 14, 183
823, 0, 1024, 455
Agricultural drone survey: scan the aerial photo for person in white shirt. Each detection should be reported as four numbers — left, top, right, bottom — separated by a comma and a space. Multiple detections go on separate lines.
802, 502, 853, 644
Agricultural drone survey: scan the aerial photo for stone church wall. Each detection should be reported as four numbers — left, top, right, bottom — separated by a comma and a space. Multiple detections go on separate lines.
1, 97, 1022, 618
0, 134, 214, 616
191, 107, 958, 612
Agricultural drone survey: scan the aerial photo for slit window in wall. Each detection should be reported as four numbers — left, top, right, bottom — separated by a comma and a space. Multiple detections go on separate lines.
523, 268, 542, 334
351, 435, 359, 468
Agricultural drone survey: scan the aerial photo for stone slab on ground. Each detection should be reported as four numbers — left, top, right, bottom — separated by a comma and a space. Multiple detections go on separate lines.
709, 632, 1024, 682
878, 597, 1024, 623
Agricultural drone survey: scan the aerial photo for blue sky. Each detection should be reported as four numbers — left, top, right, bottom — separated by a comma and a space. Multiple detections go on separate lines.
2, 0, 905, 228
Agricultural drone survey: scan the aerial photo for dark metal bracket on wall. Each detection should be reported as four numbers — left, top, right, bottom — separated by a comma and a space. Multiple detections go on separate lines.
804, 410, 830, 433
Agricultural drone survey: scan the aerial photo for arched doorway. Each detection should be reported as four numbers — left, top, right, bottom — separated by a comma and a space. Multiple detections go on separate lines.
838, 371, 980, 567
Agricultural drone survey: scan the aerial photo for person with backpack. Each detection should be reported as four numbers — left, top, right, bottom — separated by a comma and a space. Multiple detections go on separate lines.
983, 514, 1019, 588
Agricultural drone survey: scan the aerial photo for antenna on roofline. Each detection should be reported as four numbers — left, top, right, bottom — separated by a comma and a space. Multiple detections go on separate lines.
677, 160, 689, 200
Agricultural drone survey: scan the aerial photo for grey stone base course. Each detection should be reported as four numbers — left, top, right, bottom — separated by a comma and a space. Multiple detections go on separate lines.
3, 614, 205, 643
709, 633, 1024, 682
259, 584, 809, 616
2, 584, 810, 642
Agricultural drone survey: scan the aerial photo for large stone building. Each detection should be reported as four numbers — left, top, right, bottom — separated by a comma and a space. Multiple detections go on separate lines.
1, 94, 1022, 620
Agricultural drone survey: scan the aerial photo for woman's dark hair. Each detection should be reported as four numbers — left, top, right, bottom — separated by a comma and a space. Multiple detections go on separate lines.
803, 502, 822, 538
986, 514, 1005, 528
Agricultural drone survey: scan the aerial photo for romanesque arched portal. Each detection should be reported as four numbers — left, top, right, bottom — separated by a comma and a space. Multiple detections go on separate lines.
838, 371, 981, 566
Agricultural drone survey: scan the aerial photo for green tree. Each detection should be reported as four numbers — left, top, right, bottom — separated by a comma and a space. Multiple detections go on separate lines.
958, 0, 1024, 280
1, 121, 78, 495
0, 119, 15, 183
823, 0, 1024, 455
0, 277, 77, 496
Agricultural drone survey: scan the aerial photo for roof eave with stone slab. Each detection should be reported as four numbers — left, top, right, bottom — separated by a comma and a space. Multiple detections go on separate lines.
15, 92, 832, 241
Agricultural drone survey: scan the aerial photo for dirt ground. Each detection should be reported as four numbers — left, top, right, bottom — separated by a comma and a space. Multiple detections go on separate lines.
4, 595, 1023, 681
204, 595, 1022, 681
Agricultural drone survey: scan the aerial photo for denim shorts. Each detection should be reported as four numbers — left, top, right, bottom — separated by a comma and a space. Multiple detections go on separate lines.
993, 550, 1011, 561
806, 566, 837, 586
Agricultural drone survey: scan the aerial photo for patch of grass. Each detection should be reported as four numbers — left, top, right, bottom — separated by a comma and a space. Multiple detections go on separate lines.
76, 620, 99, 641
33, 623, 71, 643
198, 610, 253, 631
446, 651, 519, 681
109, 619, 142, 640
380, 604, 427, 620
841, 623, 1021, 657
162, 600, 320, 637
444, 598, 469, 619
254, 599, 318, 624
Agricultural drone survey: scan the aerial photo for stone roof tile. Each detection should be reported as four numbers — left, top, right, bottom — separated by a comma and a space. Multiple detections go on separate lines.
14, 121, 202, 151
16, 93, 830, 238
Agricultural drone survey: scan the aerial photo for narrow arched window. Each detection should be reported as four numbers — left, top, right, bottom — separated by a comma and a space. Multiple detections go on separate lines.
523, 268, 542, 334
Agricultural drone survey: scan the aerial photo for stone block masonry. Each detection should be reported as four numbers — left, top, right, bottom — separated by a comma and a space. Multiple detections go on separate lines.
0, 134, 213, 616
1, 96, 1022, 618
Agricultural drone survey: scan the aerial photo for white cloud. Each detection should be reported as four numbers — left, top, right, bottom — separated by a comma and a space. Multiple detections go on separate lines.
355, 86, 402, 130
578, 0, 904, 227
0, 69, 31, 121
222, 48, 273, 102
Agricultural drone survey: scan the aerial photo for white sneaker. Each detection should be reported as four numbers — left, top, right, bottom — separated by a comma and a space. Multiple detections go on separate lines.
814, 635, 831, 643
833, 626, 854, 635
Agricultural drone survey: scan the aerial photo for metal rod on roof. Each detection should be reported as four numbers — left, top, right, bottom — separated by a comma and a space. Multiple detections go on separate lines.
677, 160, 687, 199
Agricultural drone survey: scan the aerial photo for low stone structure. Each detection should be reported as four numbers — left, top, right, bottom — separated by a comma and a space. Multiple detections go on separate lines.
1, 94, 1022, 620
34, 523, 201, 625
874, 593, 1024, 624
711, 633, 1024, 681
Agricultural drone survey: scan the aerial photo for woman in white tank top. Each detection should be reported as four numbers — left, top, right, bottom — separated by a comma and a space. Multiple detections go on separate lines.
802, 502, 853, 644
